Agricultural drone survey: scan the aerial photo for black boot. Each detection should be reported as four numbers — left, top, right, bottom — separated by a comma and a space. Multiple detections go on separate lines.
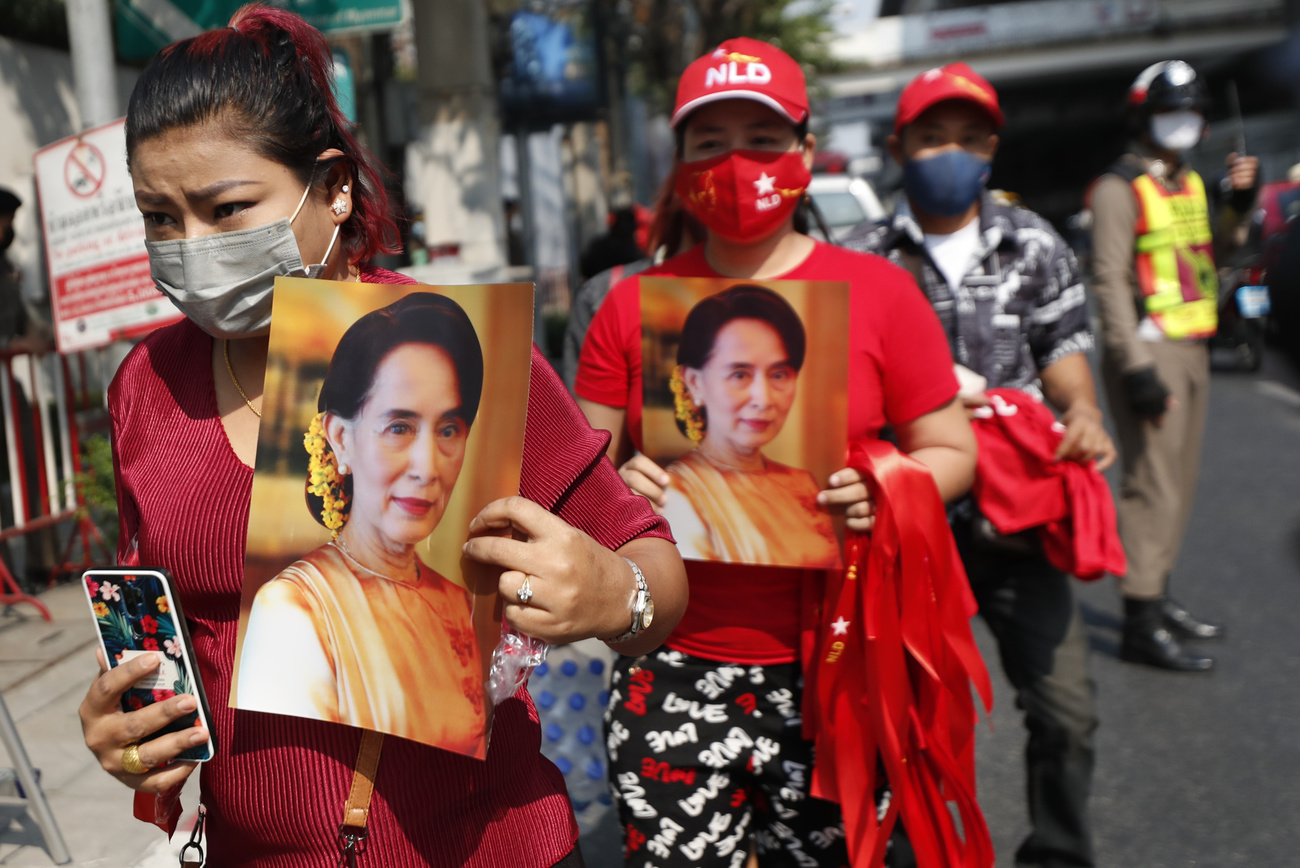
1162, 597, 1225, 640
1120, 598, 1214, 671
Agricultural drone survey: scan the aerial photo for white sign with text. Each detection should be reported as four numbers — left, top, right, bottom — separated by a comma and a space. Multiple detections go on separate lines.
34, 118, 180, 353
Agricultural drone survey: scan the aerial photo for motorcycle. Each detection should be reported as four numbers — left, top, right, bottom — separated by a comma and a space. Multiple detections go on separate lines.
1211, 257, 1270, 373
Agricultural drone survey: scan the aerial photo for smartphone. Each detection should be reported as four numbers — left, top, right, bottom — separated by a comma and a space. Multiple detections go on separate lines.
81, 567, 216, 762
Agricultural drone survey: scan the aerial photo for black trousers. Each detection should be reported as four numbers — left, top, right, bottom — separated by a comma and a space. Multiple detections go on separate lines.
605, 649, 911, 868
958, 532, 1099, 868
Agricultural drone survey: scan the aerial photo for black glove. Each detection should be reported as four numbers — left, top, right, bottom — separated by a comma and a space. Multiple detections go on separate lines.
1121, 366, 1171, 419
1227, 185, 1257, 215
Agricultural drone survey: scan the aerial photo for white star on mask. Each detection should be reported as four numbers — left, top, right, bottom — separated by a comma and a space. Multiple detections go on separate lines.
753, 172, 777, 196
831, 616, 851, 636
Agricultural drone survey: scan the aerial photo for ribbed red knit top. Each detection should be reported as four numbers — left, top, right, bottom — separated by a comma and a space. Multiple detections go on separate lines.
108, 267, 671, 867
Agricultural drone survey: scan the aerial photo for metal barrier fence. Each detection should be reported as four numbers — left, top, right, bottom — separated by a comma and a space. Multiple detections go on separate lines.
0, 348, 112, 619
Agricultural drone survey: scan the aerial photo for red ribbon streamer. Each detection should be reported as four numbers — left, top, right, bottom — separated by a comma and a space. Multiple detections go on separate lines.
803, 441, 994, 868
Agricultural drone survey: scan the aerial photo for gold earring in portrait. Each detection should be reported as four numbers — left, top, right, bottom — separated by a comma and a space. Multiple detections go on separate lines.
305, 411, 350, 537
669, 366, 706, 444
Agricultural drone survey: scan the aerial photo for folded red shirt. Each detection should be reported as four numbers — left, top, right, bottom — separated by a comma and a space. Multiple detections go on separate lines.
970, 389, 1126, 580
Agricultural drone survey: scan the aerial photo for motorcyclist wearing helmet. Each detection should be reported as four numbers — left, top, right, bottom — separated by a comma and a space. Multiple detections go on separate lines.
1090, 60, 1258, 672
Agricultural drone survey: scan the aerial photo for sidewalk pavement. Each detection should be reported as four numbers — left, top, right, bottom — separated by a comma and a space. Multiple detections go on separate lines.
0, 581, 194, 867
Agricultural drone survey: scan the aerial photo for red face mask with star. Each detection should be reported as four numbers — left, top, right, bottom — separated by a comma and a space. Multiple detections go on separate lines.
674, 149, 812, 243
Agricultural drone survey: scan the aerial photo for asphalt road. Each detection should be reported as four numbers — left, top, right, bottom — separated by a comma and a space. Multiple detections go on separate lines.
974, 345, 1300, 868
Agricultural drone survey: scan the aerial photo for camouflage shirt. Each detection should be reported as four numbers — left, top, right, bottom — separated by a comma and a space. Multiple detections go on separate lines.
842, 193, 1093, 396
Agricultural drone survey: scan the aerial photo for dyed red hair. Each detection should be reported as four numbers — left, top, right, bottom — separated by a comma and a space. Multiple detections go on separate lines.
644, 165, 704, 259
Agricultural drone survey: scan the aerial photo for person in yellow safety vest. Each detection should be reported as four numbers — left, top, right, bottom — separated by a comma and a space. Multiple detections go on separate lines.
1091, 60, 1258, 672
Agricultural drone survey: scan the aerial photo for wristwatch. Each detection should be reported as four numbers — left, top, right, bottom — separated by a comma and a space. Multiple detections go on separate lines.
608, 558, 654, 644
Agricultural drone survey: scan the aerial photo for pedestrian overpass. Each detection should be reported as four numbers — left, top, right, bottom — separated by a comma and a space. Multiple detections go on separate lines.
819, 0, 1294, 225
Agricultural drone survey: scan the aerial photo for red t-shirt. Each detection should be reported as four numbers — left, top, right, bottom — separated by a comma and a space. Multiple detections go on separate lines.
575, 241, 958, 664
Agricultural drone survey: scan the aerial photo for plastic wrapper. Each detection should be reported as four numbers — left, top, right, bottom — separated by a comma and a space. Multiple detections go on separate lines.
487, 626, 549, 706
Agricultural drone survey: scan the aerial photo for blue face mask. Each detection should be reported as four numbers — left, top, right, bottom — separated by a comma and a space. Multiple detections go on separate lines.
901, 149, 991, 218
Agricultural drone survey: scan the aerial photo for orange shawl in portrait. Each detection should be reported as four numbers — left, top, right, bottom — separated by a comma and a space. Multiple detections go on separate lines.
802, 441, 994, 868
665, 449, 841, 568
240, 544, 488, 756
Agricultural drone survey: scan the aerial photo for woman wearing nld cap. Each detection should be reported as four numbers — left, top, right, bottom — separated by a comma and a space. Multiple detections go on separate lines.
76, 5, 686, 866
576, 38, 983, 867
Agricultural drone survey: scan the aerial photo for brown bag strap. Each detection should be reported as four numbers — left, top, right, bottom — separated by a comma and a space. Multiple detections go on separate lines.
338, 730, 384, 866
343, 730, 384, 829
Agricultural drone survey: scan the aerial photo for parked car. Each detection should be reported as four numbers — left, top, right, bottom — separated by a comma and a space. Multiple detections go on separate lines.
807, 174, 886, 242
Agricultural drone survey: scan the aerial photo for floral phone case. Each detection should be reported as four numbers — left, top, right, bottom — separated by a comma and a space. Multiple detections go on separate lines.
82, 567, 216, 762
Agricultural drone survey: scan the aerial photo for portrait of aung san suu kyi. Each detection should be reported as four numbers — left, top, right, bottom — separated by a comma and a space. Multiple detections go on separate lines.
234, 284, 534, 758
640, 279, 850, 570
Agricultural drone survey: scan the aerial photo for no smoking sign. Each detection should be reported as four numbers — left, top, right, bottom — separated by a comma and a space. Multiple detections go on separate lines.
64, 141, 106, 198
36, 117, 184, 353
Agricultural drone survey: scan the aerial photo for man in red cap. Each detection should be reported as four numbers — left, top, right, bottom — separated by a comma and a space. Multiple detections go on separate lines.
845, 63, 1114, 868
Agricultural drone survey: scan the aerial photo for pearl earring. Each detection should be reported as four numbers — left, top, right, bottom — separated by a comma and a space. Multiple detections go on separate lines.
337, 463, 349, 476
331, 185, 351, 215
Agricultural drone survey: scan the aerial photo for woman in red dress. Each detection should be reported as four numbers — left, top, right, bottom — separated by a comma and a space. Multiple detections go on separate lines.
76, 5, 686, 866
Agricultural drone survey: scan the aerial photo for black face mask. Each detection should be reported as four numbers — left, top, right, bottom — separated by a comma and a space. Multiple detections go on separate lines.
0, 227, 13, 252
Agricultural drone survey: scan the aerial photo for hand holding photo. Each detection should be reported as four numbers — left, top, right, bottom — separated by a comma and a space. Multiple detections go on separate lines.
641, 278, 849, 569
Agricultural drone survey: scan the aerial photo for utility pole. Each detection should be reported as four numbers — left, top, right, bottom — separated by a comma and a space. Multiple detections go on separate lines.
65, 0, 119, 129
404, 0, 507, 270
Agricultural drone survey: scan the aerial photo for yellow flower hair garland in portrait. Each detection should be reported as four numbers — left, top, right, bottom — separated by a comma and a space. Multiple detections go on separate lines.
669, 366, 705, 444
304, 412, 349, 538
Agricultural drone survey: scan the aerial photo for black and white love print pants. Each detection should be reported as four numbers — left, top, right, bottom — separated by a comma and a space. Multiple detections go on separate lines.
604, 649, 902, 868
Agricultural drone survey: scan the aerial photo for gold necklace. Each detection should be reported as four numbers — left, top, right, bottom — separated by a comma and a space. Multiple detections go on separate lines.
223, 339, 261, 418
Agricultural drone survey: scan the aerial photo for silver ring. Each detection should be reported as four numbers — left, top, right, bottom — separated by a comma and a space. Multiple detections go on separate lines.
516, 575, 533, 604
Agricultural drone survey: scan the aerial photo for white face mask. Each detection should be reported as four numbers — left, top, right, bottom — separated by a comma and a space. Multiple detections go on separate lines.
145, 183, 341, 340
1150, 110, 1205, 153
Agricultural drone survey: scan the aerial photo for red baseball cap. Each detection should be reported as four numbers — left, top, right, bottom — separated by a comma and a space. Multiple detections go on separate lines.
671, 38, 808, 129
894, 63, 1004, 134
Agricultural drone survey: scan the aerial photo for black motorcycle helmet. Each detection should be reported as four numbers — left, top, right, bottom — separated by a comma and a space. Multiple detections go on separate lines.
1128, 60, 1209, 121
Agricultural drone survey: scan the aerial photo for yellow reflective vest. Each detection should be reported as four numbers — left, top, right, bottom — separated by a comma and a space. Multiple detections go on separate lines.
1131, 170, 1218, 339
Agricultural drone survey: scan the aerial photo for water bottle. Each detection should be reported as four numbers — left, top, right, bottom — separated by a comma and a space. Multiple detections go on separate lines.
528, 640, 615, 834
